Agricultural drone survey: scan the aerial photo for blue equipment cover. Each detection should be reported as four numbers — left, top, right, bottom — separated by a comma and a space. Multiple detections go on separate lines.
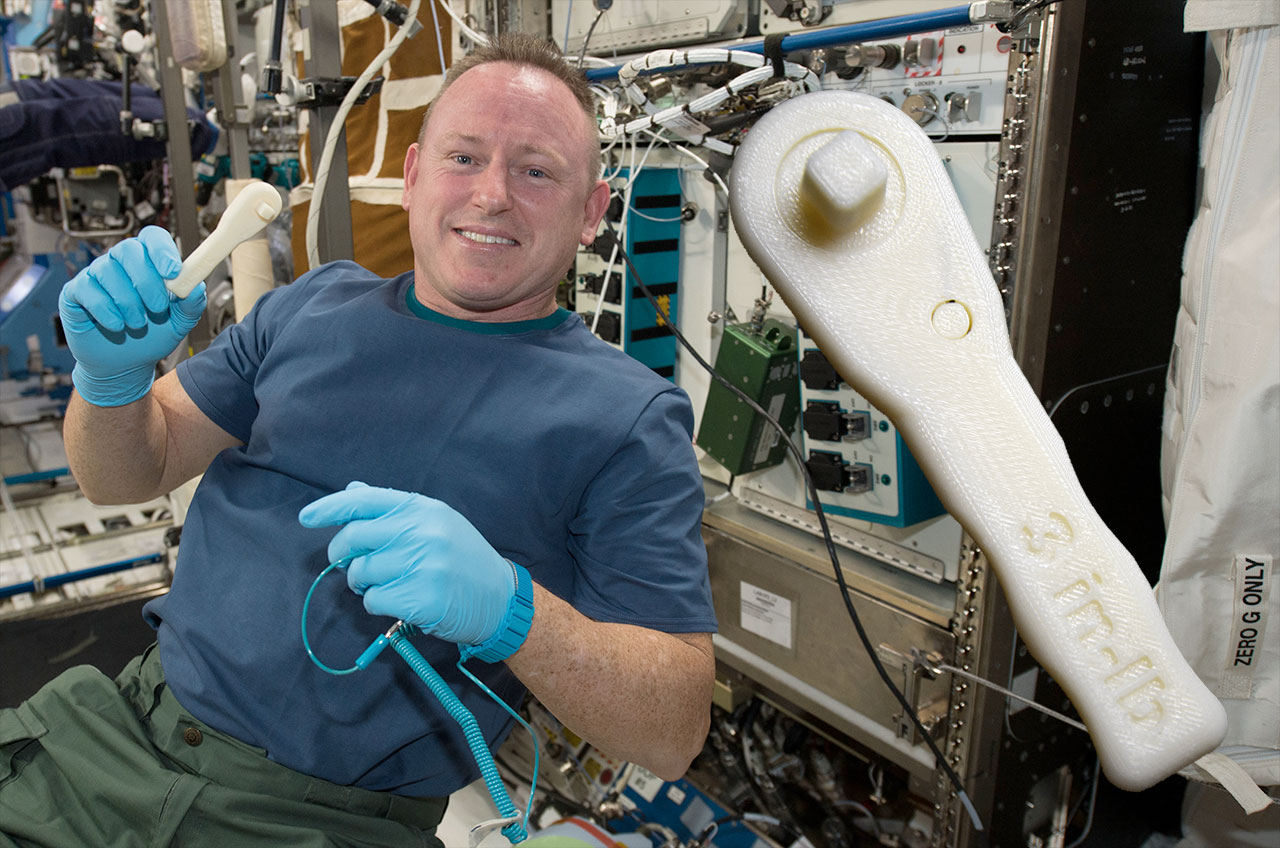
0, 78, 216, 192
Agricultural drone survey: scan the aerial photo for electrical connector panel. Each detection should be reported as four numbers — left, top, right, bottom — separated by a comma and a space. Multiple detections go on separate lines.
797, 343, 946, 528
575, 167, 683, 380
826, 24, 1013, 135
758, 1, 1014, 136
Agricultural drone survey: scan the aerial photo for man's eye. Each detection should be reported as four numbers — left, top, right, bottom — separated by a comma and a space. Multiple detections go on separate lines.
527, 168, 546, 178
454, 155, 473, 165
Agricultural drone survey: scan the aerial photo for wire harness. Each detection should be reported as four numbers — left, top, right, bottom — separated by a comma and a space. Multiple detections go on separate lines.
600, 48, 821, 154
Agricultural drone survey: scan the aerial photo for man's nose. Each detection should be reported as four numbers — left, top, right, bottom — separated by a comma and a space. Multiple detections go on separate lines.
472, 164, 512, 214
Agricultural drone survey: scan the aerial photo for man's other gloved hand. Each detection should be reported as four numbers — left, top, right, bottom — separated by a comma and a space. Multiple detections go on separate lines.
58, 226, 206, 407
299, 482, 532, 657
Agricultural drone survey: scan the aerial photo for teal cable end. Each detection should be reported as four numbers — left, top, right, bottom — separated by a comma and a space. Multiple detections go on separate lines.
355, 634, 390, 670
357, 620, 411, 669
302, 560, 361, 675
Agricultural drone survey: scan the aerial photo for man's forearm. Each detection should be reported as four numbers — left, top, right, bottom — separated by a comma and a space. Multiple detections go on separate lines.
505, 584, 714, 781
64, 390, 172, 503
65, 372, 242, 504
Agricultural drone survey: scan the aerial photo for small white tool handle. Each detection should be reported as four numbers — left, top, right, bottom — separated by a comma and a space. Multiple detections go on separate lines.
166, 181, 282, 298
729, 91, 1226, 793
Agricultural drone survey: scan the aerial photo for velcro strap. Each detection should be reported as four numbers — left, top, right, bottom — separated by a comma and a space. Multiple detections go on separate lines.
1191, 752, 1273, 815
763, 33, 787, 78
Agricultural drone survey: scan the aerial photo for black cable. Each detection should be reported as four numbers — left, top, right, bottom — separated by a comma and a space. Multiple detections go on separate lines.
1063, 756, 1101, 848
576, 8, 606, 69
32, 25, 57, 50
493, 751, 605, 825
119, 53, 134, 137
260, 0, 288, 95
1006, 0, 1070, 32
1064, 757, 1100, 842
598, 222, 984, 831
268, 0, 288, 64
738, 701, 801, 831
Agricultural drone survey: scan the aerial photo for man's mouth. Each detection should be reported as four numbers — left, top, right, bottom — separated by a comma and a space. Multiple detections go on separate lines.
455, 229, 518, 246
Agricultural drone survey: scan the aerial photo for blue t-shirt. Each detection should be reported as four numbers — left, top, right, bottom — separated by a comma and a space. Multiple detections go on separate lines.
147, 261, 716, 797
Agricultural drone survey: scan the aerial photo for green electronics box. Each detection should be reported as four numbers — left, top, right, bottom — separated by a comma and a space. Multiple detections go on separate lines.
698, 318, 800, 475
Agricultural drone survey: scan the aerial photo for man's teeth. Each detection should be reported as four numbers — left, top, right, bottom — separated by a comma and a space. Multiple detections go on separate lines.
458, 229, 517, 245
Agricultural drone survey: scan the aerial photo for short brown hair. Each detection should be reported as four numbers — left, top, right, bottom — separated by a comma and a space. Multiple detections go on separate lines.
418, 32, 596, 141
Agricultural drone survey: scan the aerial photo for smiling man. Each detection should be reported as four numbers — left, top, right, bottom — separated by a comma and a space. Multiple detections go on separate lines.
1, 33, 716, 848
404, 52, 609, 320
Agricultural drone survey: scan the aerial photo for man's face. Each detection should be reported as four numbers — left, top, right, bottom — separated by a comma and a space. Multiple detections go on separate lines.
402, 62, 609, 321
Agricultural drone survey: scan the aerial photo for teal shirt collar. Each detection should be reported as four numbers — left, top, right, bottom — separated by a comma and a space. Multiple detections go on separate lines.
405, 285, 570, 335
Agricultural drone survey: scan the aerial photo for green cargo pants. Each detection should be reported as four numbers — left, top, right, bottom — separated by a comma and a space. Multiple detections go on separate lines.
0, 645, 447, 847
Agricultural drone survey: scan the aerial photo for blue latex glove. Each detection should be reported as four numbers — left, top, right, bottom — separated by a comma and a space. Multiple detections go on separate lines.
58, 226, 206, 407
299, 482, 520, 647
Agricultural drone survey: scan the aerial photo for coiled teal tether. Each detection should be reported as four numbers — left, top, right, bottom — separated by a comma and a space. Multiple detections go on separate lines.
387, 627, 527, 842
302, 561, 532, 844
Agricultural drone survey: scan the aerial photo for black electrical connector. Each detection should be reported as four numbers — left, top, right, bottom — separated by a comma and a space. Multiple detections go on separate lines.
589, 233, 615, 260
805, 451, 849, 492
800, 349, 841, 390
260, 0, 288, 95
296, 76, 384, 109
583, 272, 621, 304
584, 311, 621, 344
361, 0, 411, 27
605, 195, 625, 223
803, 401, 846, 442
698, 106, 769, 136
260, 61, 284, 97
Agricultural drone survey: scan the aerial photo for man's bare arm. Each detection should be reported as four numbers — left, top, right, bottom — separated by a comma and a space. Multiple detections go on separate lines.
505, 584, 714, 781
65, 370, 242, 504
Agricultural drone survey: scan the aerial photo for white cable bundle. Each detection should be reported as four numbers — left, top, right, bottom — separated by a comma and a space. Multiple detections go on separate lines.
600, 48, 820, 152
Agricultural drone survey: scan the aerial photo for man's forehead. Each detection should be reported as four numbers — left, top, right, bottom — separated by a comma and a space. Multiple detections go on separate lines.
445, 61, 574, 108
424, 61, 600, 178
433, 129, 571, 163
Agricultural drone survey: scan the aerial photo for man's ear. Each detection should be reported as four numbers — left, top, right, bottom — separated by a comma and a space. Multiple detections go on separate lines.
402, 143, 421, 212
581, 179, 611, 245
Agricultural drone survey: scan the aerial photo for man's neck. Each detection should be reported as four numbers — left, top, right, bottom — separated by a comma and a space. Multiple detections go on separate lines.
411, 279, 558, 324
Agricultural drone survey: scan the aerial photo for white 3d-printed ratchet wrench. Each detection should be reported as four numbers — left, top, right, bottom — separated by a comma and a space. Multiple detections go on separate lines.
730, 91, 1226, 793
165, 180, 283, 298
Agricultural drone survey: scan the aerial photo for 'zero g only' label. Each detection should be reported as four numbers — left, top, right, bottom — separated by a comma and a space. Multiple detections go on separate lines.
1219, 554, 1273, 700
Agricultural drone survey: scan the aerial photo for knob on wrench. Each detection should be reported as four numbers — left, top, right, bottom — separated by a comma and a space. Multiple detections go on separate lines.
166, 181, 283, 298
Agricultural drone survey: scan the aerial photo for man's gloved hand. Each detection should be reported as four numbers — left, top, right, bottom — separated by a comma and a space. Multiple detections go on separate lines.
299, 482, 533, 659
58, 226, 206, 407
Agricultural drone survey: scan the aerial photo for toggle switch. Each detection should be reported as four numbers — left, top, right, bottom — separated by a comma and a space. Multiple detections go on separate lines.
947, 91, 982, 123
903, 37, 938, 67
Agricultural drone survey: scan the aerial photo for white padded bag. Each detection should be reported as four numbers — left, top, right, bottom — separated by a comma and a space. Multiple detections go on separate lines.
1159, 3, 1280, 797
